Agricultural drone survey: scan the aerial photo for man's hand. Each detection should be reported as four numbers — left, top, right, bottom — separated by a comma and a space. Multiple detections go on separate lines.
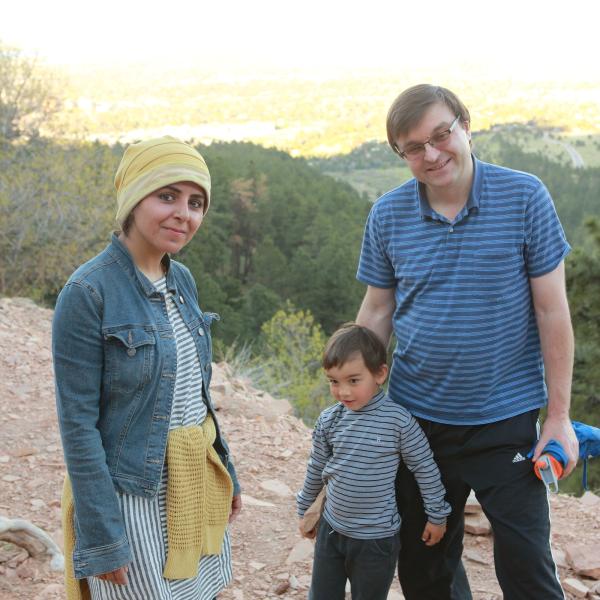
229, 494, 242, 523
97, 565, 129, 585
421, 521, 446, 546
533, 415, 579, 478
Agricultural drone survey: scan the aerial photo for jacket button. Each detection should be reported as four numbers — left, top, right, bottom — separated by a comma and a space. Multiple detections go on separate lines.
198, 329, 205, 337
127, 348, 137, 357
179, 295, 184, 304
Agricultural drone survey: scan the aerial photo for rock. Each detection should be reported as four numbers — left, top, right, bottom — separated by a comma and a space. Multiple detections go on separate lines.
464, 491, 481, 514
464, 513, 491, 535
562, 577, 589, 598
0, 455, 9, 463
274, 580, 290, 594
260, 479, 293, 497
2, 474, 21, 482
297, 574, 311, 588
249, 561, 266, 571
15, 559, 35, 579
553, 546, 569, 569
591, 581, 600, 594
289, 574, 299, 589
565, 543, 600, 579
36, 583, 64, 599
285, 539, 314, 564
386, 591, 404, 599
31, 498, 46, 509
242, 494, 276, 507
464, 549, 488, 564
581, 491, 600, 508
232, 590, 244, 600
12, 446, 38, 457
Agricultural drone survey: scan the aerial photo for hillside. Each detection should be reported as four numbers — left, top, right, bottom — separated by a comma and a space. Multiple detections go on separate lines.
44, 66, 600, 157
1, 297, 599, 600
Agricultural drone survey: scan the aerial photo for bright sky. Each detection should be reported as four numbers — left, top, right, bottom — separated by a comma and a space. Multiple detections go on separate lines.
2, 0, 598, 79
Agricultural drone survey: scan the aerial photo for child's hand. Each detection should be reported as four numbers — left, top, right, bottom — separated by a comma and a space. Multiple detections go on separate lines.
421, 521, 446, 546
299, 521, 317, 539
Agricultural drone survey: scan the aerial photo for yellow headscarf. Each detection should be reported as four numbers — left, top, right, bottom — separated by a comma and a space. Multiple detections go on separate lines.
114, 136, 211, 226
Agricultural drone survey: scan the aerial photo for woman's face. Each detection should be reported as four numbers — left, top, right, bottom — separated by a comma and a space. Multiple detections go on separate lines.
127, 181, 206, 259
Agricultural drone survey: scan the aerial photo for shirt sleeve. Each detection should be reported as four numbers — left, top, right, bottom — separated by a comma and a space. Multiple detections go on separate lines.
53, 282, 131, 577
524, 181, 571, 278
357, 203, 396, 288
399, 414, 451, 525
296, 414, 332, 517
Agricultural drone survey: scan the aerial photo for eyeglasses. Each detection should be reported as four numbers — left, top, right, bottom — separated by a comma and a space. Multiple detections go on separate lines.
396, 115, 461, 161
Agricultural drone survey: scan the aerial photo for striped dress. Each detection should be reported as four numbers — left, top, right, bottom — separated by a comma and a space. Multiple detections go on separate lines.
89, 277, 232, 600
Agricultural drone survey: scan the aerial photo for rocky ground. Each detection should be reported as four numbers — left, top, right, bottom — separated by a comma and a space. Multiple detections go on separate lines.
1, 296, 599, 600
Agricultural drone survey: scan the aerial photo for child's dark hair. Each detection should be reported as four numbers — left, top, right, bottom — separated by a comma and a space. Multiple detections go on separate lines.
322, 322, 387, 374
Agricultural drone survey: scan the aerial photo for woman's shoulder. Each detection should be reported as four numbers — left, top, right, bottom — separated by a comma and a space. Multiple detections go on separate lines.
66, 244, 117, 288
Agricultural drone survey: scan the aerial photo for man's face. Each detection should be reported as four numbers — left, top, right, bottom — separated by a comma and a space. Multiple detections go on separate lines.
395, 102, 472, 194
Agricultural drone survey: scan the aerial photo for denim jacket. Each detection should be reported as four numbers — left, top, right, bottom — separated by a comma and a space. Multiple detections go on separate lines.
53, 234, 240, 578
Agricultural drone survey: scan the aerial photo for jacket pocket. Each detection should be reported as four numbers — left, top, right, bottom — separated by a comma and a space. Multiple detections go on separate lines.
103, 327, 156, 397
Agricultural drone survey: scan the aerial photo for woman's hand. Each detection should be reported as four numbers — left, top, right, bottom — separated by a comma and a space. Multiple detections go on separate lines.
96, 565, 129, 585
229, 494, 242, 523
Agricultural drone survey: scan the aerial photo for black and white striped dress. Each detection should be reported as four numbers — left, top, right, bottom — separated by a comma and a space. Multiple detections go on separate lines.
89, 277, 232, 600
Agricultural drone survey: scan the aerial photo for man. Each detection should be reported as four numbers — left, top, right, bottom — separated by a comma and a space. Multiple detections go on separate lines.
356, 84, 577, 600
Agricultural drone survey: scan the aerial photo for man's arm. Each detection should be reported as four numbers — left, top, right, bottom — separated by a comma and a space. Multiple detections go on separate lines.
356, 285, 396, 347
530, 261, 578, 477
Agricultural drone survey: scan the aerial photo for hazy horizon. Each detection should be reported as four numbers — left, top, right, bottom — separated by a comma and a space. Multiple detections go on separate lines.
3, 0, 599, 82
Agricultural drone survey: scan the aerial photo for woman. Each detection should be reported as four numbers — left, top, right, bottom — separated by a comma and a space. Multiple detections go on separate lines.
53, 136, 242, 599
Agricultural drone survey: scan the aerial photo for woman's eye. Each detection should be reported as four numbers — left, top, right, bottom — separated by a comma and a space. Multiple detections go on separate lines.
159, 193, 175, 202
190, 199, 204, 210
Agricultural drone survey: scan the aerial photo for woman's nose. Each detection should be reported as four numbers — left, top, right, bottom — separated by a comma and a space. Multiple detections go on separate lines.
174, 201, 190, 220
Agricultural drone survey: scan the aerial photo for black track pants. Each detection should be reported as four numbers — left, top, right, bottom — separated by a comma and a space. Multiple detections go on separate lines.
396, 410, 565, 600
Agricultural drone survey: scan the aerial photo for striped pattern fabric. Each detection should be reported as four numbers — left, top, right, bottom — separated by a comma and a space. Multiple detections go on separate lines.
296, 391, 450, 539
89, 277, 231, 599
357, 158, 571, 425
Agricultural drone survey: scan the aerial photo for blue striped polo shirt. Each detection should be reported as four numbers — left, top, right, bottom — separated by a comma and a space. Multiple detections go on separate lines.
357, 157, 571, 425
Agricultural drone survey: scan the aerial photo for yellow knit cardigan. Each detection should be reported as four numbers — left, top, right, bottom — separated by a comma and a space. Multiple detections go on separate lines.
62, 413, 233, 599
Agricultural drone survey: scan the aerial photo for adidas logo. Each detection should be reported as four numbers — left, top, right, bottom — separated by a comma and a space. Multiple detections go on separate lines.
512, 452, 526, 463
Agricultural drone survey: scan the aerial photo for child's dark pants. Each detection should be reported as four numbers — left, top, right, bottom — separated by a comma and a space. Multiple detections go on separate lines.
309, 518, 400, 600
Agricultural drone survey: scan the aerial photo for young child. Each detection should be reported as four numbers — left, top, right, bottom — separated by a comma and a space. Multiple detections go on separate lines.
296, 323, 451, 600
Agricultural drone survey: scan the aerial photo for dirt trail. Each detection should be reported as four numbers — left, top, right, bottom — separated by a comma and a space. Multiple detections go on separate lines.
1, 297, 599, 599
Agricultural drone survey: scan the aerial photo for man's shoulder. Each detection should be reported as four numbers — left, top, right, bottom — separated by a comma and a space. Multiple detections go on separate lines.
371, 178, 418, 214
479, 159, 544, 192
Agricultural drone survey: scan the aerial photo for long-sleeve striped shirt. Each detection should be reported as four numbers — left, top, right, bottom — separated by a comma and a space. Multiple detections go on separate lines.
296, 390, 450, 539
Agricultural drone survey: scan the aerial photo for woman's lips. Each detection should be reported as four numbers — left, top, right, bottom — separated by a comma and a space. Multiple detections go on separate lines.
165, 227, 186, 235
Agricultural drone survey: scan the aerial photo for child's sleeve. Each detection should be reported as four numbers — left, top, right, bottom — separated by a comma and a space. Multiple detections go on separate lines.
399, 414, 451, 525
296, 414, 332, 518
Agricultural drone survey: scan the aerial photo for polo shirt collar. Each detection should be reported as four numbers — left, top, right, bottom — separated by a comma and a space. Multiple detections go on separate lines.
416, 154, 482, 220
358, 389, 387, 413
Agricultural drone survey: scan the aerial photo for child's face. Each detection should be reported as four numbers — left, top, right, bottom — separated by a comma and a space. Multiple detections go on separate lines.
325, 353, 388, 411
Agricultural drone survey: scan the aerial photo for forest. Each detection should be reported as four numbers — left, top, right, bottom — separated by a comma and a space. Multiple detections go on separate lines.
1, 42, 599, 492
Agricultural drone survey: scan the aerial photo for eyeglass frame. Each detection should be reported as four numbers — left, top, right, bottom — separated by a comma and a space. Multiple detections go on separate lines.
394, 115, 462, 161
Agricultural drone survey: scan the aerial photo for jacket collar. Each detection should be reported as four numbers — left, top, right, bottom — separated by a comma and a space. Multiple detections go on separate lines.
107, 233, 178, 297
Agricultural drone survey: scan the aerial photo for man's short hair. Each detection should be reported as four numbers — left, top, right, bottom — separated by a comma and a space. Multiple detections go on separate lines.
323, 322, 387, 374
386, 84, 471, 154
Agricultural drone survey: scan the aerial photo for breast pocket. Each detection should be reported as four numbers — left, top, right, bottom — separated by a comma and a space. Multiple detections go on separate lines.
467, 248, 524, 301
103, 327, 156, 396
